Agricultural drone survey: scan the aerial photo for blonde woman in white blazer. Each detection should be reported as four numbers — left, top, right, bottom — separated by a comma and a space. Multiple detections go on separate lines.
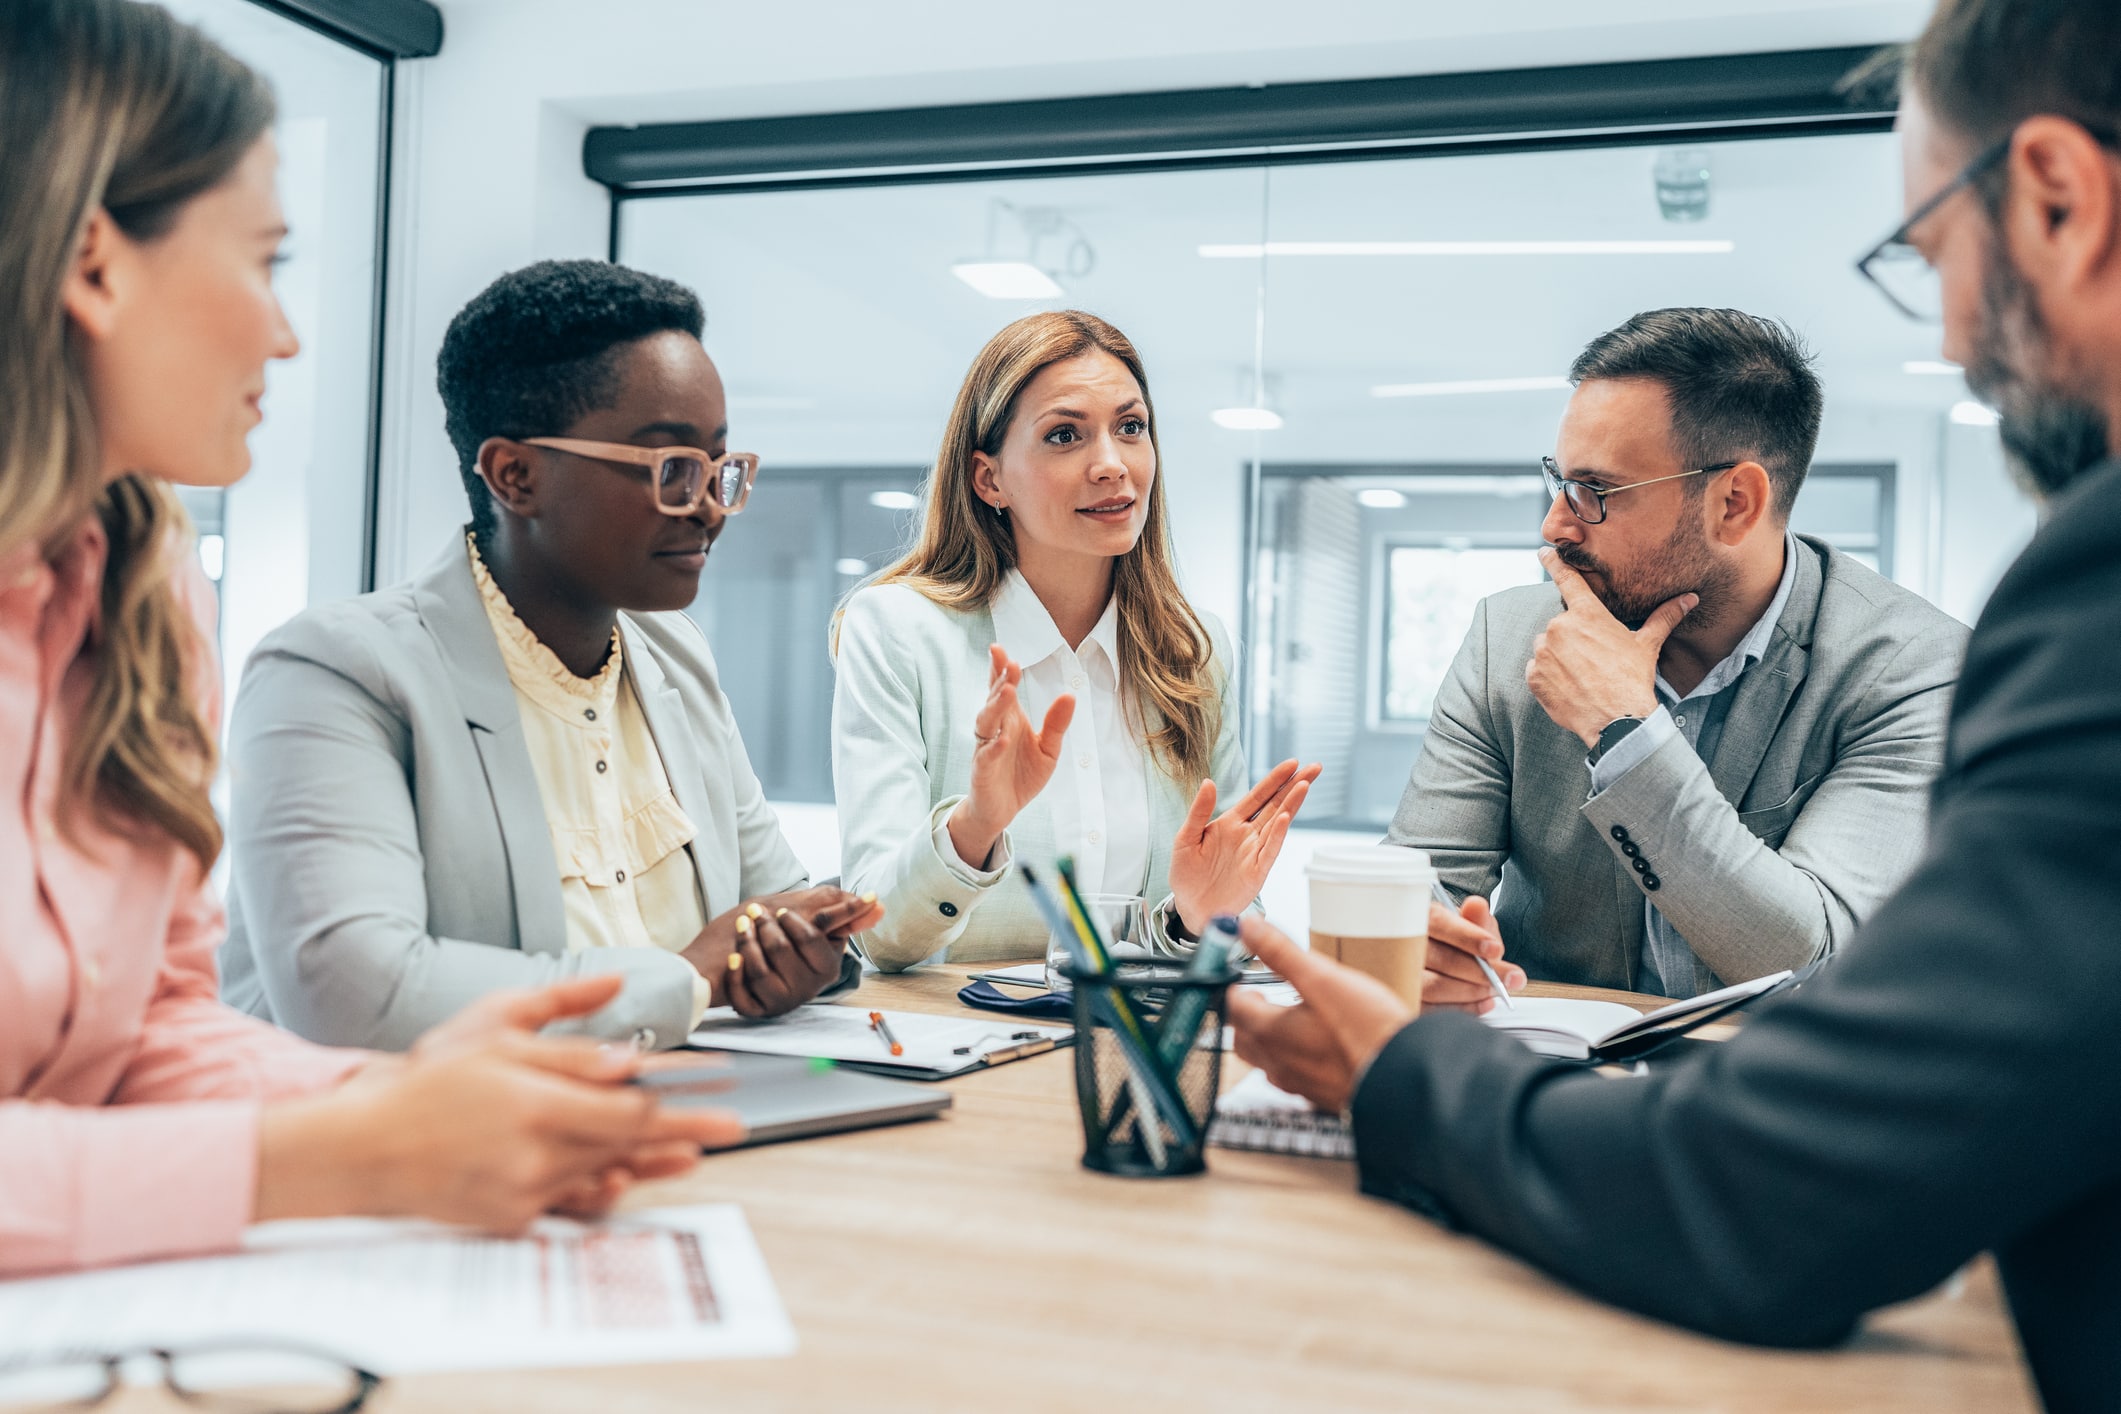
832, 311, 1319, 971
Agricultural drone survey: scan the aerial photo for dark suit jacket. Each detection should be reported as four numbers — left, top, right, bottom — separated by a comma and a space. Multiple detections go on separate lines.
1350, 459, 2121, 1413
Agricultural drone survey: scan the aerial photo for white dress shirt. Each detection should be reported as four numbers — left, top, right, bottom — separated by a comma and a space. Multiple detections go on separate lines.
935, 569, 1152, 898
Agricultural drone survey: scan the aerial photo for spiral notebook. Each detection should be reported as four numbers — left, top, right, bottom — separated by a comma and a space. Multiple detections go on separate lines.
1208, 1070, 1354, 1160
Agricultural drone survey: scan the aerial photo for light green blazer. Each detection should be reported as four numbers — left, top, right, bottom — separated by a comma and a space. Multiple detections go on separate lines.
830, 582, 1247, 971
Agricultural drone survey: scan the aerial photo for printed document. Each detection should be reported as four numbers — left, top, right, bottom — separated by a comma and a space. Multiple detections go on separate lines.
0, 1204, 792, 1398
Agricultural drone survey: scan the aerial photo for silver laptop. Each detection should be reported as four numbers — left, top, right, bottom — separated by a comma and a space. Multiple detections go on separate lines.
664, 1052, 951, 1146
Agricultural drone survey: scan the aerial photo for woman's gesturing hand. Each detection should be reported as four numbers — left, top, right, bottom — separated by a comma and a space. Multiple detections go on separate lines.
256, 975, 743, 1232
1167, 759, 1323, 937
946, 644, 1076, 870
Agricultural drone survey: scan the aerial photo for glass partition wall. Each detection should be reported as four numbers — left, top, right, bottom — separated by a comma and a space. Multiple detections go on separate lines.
620, 128, 2006, 829
156, 0, 393, 855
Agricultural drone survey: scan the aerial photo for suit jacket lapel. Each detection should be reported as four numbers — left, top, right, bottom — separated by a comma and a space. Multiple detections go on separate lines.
623, 616, 721, 919
410, 542, 570, 957
1705, 539, 1822, 809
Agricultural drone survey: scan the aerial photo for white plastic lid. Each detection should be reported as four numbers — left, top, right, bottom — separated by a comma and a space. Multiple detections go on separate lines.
1303, 843, 1432, 884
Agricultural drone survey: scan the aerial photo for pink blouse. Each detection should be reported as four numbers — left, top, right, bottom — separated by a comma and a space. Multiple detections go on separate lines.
1, 517, 364, 1276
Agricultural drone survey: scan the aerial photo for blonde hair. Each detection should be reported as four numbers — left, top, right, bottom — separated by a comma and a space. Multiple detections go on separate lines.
0, 0, 276, 870
840, 310, 1219, 784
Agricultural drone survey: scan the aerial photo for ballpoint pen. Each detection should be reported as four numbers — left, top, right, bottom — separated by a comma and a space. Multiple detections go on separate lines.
1474, 952, 1516, 1012
869, 1010, 904, 1057
1021, 861, 1193, 1156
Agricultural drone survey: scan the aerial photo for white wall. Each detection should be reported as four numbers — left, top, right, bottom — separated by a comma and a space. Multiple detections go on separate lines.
372, 0, 1942, 588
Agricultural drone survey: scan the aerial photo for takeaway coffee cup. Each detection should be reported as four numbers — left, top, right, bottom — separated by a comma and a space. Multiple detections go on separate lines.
1304, 844, 1435, 1010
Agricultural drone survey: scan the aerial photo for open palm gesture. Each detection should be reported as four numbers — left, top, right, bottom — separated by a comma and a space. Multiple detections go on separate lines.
1167, 758, 1322, 936
946, 644, 1078, 869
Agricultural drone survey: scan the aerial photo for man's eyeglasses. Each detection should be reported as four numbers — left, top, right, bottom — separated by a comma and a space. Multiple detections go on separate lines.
1857, 122, 2121, 322
524, 437, 760, 516
0, 1339, 380, 1412
1540, 456, 1740, 525
1854, 136, 2011, 323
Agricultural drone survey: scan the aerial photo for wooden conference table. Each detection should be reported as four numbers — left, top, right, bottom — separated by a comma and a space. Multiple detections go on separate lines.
359, 968, 2037, 1412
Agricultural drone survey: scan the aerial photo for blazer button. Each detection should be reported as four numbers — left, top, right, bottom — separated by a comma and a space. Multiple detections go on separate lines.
1632, 857, 1650, 874
1642, 873, 1663, 892
1621, 841, 1640, 859
938, 901, 959, 918
1610, 824, 1630, 842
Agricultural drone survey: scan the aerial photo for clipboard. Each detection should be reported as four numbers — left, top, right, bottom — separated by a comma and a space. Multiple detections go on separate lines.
688, 1004, 1074, 1082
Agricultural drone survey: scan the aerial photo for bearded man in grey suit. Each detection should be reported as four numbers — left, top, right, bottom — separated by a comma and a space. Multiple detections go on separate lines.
1393, 309, 1968, 1002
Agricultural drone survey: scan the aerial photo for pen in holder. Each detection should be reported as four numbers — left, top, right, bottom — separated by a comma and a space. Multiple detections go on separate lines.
1062, 961, 1238, 1178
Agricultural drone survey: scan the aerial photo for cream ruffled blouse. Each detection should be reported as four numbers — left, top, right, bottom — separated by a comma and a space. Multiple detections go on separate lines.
468, 539, 710, 1012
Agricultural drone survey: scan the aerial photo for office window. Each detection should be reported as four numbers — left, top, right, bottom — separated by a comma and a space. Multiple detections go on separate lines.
685, 468, 924, 802
157, 0, 388, 705
1383, 546, 1546, 723
619, 128, 1969, 826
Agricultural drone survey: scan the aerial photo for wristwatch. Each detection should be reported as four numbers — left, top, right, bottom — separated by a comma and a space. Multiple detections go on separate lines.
1588, 714, 1646, 767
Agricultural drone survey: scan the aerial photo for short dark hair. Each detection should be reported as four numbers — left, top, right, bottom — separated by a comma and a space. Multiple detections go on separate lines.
436, 259, 705, 538
1569, 308, 1824, 520
1909, 0, 2121, 152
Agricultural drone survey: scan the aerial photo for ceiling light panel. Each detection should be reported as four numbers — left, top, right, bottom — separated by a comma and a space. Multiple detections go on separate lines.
1371, 375, 1571, 399
950, 260, 1063, 299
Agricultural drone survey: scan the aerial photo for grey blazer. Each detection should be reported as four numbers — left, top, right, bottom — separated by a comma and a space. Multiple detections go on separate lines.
1387, 534, 1968, 991
219, 542, 840, 1050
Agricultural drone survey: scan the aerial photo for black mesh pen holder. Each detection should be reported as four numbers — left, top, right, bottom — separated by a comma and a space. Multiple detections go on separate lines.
1063, 963, 1238, 1178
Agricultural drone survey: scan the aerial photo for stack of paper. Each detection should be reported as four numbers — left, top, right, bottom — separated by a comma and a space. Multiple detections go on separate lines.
0, 1205, 792, 1402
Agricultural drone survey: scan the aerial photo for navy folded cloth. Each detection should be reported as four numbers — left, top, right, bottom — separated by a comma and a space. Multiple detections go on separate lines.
956, 980, 1075, 1020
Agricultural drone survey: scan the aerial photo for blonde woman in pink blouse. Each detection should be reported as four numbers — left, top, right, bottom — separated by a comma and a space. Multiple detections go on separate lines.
0, 0, 739, 1277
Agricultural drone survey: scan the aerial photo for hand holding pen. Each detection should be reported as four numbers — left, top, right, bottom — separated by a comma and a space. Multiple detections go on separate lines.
1422, 889, 1524, 1015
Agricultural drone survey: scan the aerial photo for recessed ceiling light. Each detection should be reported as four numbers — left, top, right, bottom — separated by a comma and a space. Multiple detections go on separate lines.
835, 558, 870, 576
1949, 401, 2001, 427
868, 490, 920, 511
1356, 488, 1409, 509
1903, 360, 1963, 376
1199, 240, 1735, 258
1210, 407, 1284, 431
1371, 375, 1572, 399
950, 261, 1063, 299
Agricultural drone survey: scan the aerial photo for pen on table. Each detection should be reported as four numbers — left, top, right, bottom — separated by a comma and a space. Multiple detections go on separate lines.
869, 1010, 904, 1057
1432, 877, 1514, 1012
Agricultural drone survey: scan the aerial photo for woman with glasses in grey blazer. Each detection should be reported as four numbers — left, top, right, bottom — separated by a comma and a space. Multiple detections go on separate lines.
831, 311, 1319, 971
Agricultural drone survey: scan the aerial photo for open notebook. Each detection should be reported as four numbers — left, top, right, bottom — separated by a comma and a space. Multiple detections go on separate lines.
1481, 968, 1795, 1061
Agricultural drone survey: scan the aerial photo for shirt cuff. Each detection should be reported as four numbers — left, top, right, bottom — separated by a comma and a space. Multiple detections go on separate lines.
1586, 705, 1678, 796
931, 806, 1013, 886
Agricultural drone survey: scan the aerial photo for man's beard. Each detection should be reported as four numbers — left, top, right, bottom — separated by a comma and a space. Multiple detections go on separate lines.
1553, 510, 1738, 631
1966, 236, 2114, 500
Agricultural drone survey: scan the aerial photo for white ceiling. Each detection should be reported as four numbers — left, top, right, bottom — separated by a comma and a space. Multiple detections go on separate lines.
430, 0, 1931, 129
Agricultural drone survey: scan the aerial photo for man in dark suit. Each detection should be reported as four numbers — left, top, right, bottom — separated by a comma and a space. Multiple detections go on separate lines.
1227, 2, 2121, 1409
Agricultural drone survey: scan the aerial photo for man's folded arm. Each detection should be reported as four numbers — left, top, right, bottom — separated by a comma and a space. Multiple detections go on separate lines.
1577, 654, 1956, 982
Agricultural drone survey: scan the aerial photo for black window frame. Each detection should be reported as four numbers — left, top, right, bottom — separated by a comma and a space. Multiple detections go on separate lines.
236, 0, 441, 589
